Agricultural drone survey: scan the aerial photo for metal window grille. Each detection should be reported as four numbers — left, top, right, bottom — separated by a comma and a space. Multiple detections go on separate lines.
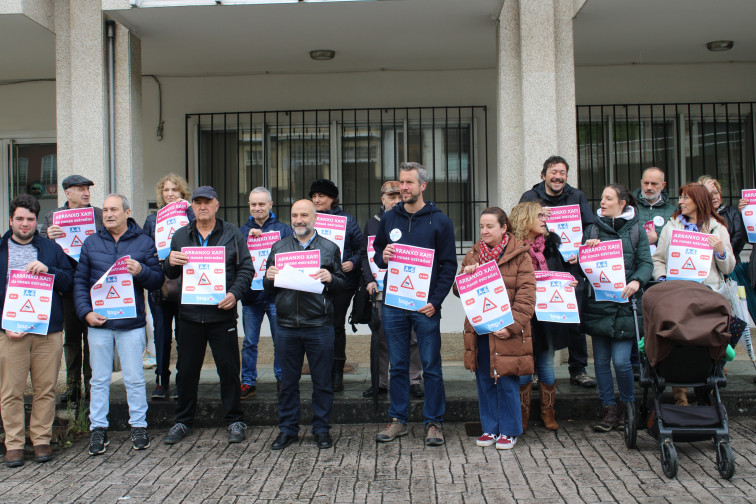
577, 102, 756, 208
185, 107, 489, 254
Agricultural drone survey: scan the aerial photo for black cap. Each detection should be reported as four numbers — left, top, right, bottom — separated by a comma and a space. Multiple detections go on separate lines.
309, 179, 339, 199
191, 186, 219, 201
62, 175, 94, 190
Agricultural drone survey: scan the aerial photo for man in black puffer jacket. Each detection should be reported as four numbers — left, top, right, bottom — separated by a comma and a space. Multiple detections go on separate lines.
162, 186, 254, 446
74, 194, 164, 455
263, 199, 346, 451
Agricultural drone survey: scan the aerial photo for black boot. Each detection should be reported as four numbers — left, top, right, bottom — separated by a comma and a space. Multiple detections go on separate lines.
332, 359, 345, 392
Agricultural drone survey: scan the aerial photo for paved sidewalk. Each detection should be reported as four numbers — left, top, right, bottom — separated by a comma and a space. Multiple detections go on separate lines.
1, 417, 755, 503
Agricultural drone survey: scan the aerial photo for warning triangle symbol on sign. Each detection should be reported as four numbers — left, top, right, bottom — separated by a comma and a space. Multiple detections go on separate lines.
106, 286, 120, 299
560, 231, 570, 243
482, 297, 497, 312
550, 291, 564, 303
167, 227, 176, 239
682, 257, 696, 270
198, 273, 212, 286
70, 235, 83, 247
20, 299, 35, 313
599, 271, 610, 283
259, 261, 267, 272
401, 275, 414, 290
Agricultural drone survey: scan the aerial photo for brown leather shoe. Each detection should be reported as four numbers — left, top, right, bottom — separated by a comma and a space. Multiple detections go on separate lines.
4, 449, 24, 468
34, 444, 53, 463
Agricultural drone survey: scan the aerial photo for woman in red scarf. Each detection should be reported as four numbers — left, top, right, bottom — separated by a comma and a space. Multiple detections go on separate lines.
453, 207, 536, 450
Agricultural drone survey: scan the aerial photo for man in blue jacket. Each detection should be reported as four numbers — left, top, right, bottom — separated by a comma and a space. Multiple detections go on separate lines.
0, 195, 74, 468
239, 187, 292, 398
519, 155, 597, 389
372, 162, 457, 446
74, 194, 164, 455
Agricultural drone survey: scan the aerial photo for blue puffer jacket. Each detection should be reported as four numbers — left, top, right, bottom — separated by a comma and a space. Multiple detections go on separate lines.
0, 231, 74, 334
239, 212, 293, 306
74, 219, 164, 330
321, 206, 362, 291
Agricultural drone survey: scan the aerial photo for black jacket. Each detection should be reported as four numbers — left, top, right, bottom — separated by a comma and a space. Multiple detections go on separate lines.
163, 218, 255, 324
717, 204, 746, 260
360, 210, 383, 287
519, 181, 595, 228
263, 233, 347, 328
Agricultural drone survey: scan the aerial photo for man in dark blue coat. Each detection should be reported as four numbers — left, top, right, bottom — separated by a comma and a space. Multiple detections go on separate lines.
519, 155, 597, 389
239, 187, 292, 398
0, 195, 74, 468
74, 194, 164, 456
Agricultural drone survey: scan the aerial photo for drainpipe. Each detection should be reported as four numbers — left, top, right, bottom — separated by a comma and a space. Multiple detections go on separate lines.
106, 20, 116, 193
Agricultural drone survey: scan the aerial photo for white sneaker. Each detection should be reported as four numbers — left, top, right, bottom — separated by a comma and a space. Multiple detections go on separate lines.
496, 435, 517, 450
476, 433, 496, 447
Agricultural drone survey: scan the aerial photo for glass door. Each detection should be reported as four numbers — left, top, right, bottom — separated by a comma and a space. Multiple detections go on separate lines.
5, 139, 58, 228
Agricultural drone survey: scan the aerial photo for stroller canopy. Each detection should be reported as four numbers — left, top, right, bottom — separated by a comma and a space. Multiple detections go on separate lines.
642, 280, 731, 366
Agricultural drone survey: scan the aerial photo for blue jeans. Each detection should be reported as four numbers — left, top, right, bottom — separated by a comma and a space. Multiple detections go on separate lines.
277, 324, 334, 436
519, 334, 556, 387
382, 304, 445, 425
242, 303, 281, 384
88, 327, 148, 429
477, 334, 522, 437
592, 336, 635, 406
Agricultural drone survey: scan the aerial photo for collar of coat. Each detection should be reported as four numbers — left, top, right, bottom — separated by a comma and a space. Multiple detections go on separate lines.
469, 233, 530, 265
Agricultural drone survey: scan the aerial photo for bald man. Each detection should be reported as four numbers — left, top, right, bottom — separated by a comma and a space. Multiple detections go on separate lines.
263, 200, 347, 451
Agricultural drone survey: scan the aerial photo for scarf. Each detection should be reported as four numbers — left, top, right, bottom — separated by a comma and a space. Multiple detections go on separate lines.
525, 234, 548, 272
479, 235, 509, 263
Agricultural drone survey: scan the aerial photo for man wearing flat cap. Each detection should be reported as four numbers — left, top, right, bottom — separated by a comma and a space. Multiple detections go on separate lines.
162, 186, 254, 445
41, 175, 104, 405
309, 179, 362, 392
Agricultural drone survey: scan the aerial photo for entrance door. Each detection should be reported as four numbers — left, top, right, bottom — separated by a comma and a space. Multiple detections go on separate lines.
0, 138, 57, 227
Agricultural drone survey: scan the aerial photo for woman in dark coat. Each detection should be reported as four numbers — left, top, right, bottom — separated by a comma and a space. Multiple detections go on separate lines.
582, 184, 653, 433
699, 175, 746, 261
453, 207, 536, 451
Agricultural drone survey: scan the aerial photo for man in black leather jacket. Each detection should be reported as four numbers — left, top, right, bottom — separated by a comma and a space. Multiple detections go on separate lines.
263, 199, 347, 451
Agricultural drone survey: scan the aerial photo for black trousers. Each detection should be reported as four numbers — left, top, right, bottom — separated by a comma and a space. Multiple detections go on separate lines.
332, 288, 356, 362
62, 293, 91, 393
174, 318, 243, 426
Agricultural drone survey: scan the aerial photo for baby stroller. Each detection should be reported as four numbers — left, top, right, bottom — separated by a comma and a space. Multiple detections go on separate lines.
624, 280, 734, 479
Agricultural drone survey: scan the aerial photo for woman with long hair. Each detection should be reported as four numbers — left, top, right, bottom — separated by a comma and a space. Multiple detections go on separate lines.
453, 207, 535, 450
698, 175, 746, 261
582, 184, 653, 432
509, 201, 578, 432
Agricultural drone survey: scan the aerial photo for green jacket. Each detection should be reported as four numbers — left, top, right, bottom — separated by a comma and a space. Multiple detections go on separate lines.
581, 207, 654, 340
632, 188, 677, 237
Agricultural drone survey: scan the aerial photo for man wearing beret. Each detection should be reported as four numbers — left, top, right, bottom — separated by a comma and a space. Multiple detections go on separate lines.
41, 175, 104, 406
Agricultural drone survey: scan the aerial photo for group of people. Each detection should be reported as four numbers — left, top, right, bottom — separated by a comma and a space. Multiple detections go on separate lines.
0, 154, 753, 467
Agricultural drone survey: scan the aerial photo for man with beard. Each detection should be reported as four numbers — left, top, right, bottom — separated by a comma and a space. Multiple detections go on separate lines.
519, 155, 596, 388
633, 167, 677, 248
264, 200, 346, 451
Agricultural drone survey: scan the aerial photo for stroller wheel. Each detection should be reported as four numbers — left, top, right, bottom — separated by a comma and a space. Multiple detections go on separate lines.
716, 441, 735, 480
660, 439, 678, 478
624, 403, 637, 449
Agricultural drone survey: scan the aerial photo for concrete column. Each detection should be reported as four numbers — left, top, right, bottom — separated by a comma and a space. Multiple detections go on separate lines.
55, 1, 144, 222
496, 0, 580, 212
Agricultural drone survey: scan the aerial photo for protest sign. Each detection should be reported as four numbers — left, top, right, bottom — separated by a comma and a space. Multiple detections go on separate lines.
314, 213, 348, 259
384, 244, 434, 311
666, 230, 713, 282
534, 271, 579, 323
579, 239, 627, 303
52, 207, 96, 261
273, 249, 323, 294
181, 247, 226, 304
742, 189, 756, 243
367, 236, 388, 290
455, 260, 514, 334
90, 256, 136, 320
275, 250, 321, 276
248, 231, 281, 290
1, 270, 54, 335
545, 205, 583, 260
155, 201, 190, 260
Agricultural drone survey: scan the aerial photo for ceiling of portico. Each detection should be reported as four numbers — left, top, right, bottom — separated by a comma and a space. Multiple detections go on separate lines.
0, 14, 55, 81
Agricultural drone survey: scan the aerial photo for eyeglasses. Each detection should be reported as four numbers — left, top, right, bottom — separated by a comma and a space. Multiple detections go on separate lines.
537, 213, 547, 221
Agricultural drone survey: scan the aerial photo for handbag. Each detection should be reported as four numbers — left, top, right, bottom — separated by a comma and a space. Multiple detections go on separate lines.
348, 284, 373, 332
161, 278, 180, 303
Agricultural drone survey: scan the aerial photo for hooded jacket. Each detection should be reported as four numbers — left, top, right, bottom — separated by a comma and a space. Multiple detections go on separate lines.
263, 233, 347, 328
0, 231, 74, 334
453, 235, 536, 377
239, 211, 293, 306
581, 207, 653, 340
74, 219, 164, 330
163, 218, 255, 324
632, 188, 677, 237
520, 181, 595, 228
319, 206, 362, 291
372, 201, 457, 310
